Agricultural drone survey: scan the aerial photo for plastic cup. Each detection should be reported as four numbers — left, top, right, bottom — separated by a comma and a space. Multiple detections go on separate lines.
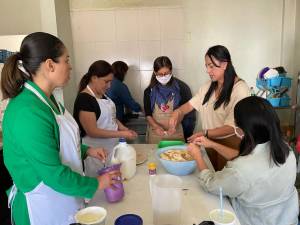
75, 206, 107, 225
98, 163, 124, 203
209, 209, 235, 225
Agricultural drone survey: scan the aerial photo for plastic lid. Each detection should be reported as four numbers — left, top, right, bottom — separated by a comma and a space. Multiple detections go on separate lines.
114, 214, 143, 225
148, 162, 156, 170
119, 137, 126, 143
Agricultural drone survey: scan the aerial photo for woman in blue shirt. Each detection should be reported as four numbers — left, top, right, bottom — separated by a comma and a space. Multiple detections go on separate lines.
106, 61, 141, 122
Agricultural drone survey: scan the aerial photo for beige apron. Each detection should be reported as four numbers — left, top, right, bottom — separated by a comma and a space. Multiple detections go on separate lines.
147, 99, 184, 144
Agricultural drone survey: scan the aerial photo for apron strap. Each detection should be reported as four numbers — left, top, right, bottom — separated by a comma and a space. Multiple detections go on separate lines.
86, 85, 96, 98
24, 83, 62, 115
8, 184, 17, 225
87, 85, 112, 101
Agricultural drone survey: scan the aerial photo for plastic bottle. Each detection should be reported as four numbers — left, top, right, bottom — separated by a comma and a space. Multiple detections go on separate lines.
250, 87, 256, 96
148, 162, 157, 196
111, 138, 136, 180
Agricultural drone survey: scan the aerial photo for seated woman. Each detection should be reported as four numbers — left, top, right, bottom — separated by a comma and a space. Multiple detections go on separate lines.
144, 56, 196, 143
73, 60, 137, 177
188, 96, 298, 225
106, 61, 142, 122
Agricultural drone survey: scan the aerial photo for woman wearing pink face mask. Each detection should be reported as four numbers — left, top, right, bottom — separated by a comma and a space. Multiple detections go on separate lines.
169, 45, 250, 170
143, 56, 196, 143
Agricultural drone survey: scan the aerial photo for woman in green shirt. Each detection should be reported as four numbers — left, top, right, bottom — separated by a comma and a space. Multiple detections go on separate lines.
1, 32, 121, 225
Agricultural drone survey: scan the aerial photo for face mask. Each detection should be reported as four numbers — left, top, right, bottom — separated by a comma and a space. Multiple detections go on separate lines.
156, 74, 172, 85
234, 126, 244, 139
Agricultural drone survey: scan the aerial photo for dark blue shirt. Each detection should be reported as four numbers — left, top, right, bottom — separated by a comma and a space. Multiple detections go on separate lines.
106, 78, 141, 121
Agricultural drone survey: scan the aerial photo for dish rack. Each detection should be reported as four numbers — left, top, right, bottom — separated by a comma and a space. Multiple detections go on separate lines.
256, 75, 292, 107
0, 49, 14, 63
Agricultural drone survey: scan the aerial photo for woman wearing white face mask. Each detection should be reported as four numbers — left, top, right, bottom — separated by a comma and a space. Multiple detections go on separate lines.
143, 56, 196, 143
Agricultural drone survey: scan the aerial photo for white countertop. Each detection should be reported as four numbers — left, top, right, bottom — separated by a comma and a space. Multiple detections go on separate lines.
88, 144, 240, 225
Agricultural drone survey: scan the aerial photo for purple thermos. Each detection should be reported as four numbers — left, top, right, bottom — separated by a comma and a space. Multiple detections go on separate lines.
98, 163, 124, 203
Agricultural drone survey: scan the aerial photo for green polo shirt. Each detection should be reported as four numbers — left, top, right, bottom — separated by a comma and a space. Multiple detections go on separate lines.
3, 81, 98, 225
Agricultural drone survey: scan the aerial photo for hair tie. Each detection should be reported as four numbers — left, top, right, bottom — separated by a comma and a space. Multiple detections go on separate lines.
17, 60, 30, 77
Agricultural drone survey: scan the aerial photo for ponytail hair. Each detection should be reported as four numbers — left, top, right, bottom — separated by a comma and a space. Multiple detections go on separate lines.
1, 53, 30, 99
1, 32, 65, 99
78, 60, 112, 93
78, 73, 91, 93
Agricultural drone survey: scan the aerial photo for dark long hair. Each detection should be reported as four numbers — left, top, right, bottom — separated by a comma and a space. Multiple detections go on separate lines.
1, 32, 65, 99
202, 45, 237, 109
234, 96, 290, 165
78, 60, 112, 93
148, 56, 174, 88
112, 61, 128, 82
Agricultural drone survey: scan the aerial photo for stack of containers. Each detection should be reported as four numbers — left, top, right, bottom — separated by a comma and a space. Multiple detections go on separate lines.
256, 67, 292, 107
0, 49, 14, 63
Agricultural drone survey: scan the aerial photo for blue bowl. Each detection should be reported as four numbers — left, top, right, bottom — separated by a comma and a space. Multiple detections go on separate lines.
156, 145, 196, 176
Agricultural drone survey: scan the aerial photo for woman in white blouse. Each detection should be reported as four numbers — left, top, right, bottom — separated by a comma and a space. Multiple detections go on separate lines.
188, 96, 298, 225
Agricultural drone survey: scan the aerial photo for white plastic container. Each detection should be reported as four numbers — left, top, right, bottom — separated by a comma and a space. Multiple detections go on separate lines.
111, 138, 136, 180
75, 206, 107, 225
151, 174, 183, 225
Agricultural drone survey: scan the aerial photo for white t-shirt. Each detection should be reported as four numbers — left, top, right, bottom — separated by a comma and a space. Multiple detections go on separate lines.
189, 80, 250, 130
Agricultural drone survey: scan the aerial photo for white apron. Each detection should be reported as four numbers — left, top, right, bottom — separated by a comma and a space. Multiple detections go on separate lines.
9, 82, 84, 225
83, 85, 118, 177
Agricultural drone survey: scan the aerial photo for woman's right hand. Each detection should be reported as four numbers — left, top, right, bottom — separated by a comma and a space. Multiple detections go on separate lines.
120, 130, 138, 140
152, 126, 165, 136
97, 170, 122, 190
193, 136, 215, 149
187, 131, 204, 143
168, 110, 180, 135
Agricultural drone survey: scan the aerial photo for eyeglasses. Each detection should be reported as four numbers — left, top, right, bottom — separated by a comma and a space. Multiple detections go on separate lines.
155, 72, 172, 77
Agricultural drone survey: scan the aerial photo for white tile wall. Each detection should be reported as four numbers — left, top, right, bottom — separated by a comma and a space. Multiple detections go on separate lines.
124, 69, 142, 103
115, 9, 138, 41
71, 11, 115, 43
70, 7, 184, 105
161, 40, 184, 69
160, 8, 184, 40
138, 8, 160, 41
139, 40, 160, 70
116, 41, 139, 70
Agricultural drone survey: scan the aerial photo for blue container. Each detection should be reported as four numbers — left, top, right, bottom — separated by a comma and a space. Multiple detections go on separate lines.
156, 145, 196, 176
266, 76, 292, 88
267, 96, 290, 107
256, 76, 292, 90
115, 214, 143, 225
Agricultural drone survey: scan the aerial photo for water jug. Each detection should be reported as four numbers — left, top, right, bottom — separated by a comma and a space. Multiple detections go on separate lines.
111, 138, 136, 180
151, 174, 183, 225
98, 163, 124, 203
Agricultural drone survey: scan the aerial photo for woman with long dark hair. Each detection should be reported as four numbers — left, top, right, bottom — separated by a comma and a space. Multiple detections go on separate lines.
188, 96, 298, 225
73, 60, 137, 177
2, 32, 120, 225
143, 56, 196, 143
169, 45, 249, 170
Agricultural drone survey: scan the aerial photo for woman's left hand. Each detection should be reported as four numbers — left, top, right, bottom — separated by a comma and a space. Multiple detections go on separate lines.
187, 143, 202, 160
87, 147, 107, 162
